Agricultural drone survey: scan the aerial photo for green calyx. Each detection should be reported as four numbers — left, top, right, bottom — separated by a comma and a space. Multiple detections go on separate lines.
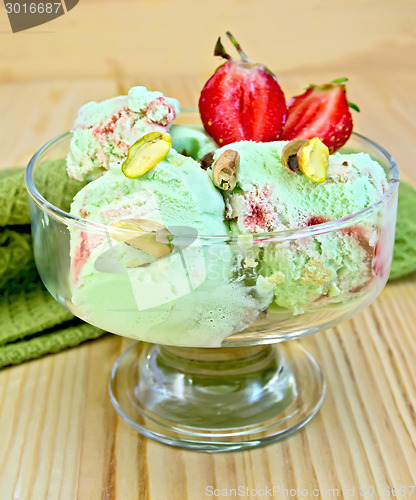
347, 101, 360, 112
330, 77, 349, 84
214, 37, 231, 60
307, 77, 349, 91
306, 77, 360, 112
214, 32, 250, 62
214, 32, 278, 80
225, 31, 250, 61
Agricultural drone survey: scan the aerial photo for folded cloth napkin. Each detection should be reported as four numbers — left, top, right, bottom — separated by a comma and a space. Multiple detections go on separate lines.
0, 163, 104, 368
0, 163, 415, 367
389, 182, 416, 280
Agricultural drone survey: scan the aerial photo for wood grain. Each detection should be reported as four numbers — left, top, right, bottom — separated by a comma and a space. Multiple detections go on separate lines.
0, 0, 415, 82
0, 4, 416, 497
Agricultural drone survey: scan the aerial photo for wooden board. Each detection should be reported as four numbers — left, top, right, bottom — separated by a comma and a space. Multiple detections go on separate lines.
0, 0, 415, 83
0, 8, 416, 497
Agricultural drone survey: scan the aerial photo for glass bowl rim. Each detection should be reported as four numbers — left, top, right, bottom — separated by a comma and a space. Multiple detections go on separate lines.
25, 130, 399, 242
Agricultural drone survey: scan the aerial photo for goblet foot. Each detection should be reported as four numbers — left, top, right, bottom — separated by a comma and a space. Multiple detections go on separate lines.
109, 340, 325, 452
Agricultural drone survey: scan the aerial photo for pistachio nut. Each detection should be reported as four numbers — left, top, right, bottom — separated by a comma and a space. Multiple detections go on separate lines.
297, 137, 329, 183
125, 259, 150, 268
121, 132, 171, 179
212, 149, 240, 190
111, 218, 172, 258
281, 139, 308, 173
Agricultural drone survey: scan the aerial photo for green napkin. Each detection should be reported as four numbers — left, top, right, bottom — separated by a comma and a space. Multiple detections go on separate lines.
0, 162, 104, 369
389, 182, 416, 280
0, 228, 34, 288
0, 163, 86, 226
0, 269, 103, 367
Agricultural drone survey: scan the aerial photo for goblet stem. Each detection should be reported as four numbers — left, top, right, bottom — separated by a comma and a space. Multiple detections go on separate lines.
139, 344, 295, 429
110, 341, 325, 452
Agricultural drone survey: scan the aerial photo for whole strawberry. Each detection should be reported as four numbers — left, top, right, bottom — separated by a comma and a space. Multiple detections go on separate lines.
281, 78, 360, 154
199, 32, 287, 145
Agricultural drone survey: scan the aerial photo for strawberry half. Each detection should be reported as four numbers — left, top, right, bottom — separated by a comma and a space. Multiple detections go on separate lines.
199, 32, 287, 145
281, 78, 360, 154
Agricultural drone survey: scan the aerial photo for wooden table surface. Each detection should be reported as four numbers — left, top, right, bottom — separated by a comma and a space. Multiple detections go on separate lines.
0, 1, 416, 499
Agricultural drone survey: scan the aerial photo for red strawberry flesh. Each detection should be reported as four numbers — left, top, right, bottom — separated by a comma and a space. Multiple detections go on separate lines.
282, 82, 355, 154
199, 34, 287, 146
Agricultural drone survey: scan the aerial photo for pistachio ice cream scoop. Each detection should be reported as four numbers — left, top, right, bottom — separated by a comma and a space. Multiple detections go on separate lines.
209, 139, 388, 314
210, 140, 387, 234
66, 86, 180, 181
169, 124, 217, 161
69, 148, 272, 346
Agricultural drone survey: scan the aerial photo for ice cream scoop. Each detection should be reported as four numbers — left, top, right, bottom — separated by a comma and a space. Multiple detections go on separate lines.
67, 86, 180, 181
69, 147, 272, 346
210, 140, 388, 234
209, 140, 388, 313
70, 148, 227, 282
169, 124, 217, 161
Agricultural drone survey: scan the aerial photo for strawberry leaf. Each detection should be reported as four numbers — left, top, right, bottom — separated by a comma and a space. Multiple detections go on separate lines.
263, 66, 279, 81
348, 101, 360, 112
214, 37, 231, 60
331, 77, 349, 84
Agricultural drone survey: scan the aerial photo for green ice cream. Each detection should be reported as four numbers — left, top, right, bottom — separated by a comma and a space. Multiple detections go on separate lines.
170, 124, 217, 161
70, 148, 272, 346
211, 141, 388, 233
210, 140, 388, 313
67, 86, 180, 181
71, 148, 226, 234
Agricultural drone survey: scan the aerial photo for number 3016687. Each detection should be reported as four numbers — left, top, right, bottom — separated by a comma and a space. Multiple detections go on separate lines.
5, 3, 63, 14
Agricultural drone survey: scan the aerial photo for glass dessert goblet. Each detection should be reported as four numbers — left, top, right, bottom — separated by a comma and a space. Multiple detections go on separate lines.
26, 123, 399, 452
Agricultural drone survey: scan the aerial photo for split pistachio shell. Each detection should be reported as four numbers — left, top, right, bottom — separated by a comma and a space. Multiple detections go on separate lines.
125, 259, 150, 268
212, 149, 240, 190
121, 132, 171, 179
297, 138, 329, 183
111, 218, 172, 258
281, 139, 308, 173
